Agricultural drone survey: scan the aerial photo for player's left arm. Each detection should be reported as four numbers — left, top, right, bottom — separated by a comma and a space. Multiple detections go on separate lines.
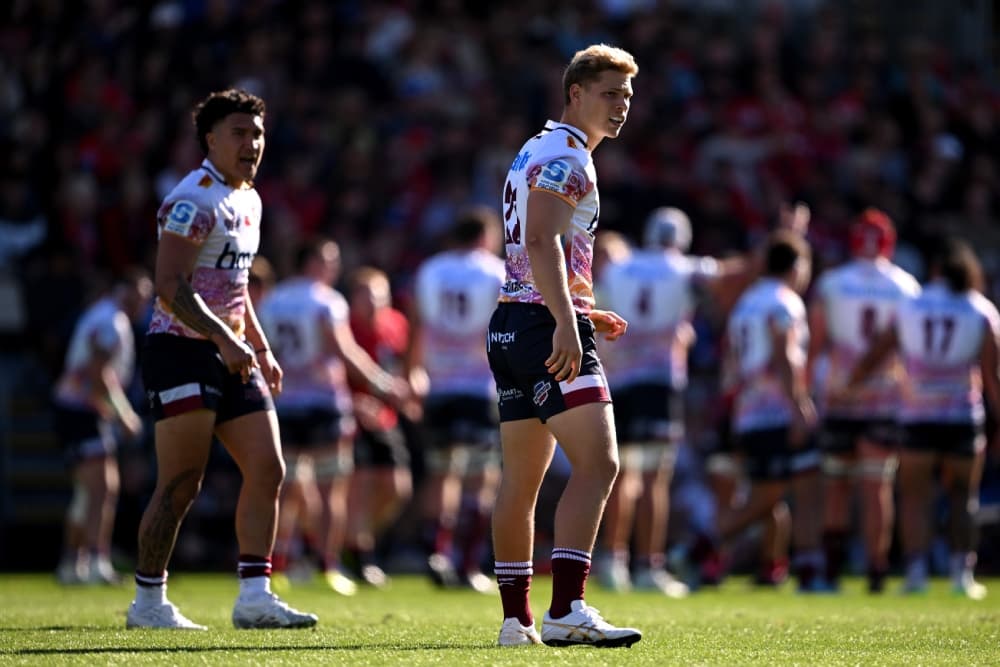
242, 284, 282, 396
978, 314, 1000, 455
588, 309, 627, 341
402, 298, 429, 399
805, 298, 828, 386
769, 312, 815, 445
84, 337, 142, 439
845, 325, 898, 391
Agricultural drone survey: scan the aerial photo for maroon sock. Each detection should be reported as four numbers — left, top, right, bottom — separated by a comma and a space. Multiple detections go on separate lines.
237, 554, 272, 579
494, 560, 533, 626
460, 508, 491, 573
549, 548, 591, 618
822, 529, 849, 584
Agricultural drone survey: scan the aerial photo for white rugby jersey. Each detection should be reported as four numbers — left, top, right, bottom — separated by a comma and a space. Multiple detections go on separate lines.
415, 247, 505, 398
53, 297, 135, 409
499, 121, 598, 313
896, 281, 1000, 424
148, 159, 262, 339
599, 249, 718, 389
728, 278, 809, 433
257, 278, 353, 413
813, 258, 920, 418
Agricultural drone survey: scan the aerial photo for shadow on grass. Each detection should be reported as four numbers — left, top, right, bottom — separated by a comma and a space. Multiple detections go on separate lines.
10, 644, 474, 655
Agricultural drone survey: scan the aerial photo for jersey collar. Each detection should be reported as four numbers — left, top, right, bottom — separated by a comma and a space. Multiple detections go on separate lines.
201, 159, 228, 186
543, 120, 588, 149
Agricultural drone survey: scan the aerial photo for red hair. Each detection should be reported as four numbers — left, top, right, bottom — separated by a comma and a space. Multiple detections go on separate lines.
849, 208, 896, 258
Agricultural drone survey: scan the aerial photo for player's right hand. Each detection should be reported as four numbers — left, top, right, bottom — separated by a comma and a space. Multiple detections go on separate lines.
789, 396, 817, 447
546, 321, 582, 383
217, 336, 257, 383
121, 410, 144, 441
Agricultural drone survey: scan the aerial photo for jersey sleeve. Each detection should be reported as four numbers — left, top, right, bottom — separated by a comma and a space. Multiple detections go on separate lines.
768, 302, 795, 333
90, 320, 121, 355
158, 197, 215, 244
981, 297, 1000, 339
321, 289, 349, 327
527, 155, 591, 207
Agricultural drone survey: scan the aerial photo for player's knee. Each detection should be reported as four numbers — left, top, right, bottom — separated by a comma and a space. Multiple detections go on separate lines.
821, 455, 853, 478
313, 450, 354, 481
425, 447, 466, 475
258, 454, 286, 490
856, 456, 898, 482
596, 451, 620, 488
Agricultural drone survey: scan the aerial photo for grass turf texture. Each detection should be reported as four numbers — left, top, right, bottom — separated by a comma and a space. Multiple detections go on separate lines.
1, 574, 998, 665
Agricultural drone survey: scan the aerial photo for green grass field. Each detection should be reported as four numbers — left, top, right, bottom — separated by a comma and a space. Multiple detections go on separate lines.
1, 573, 998, 665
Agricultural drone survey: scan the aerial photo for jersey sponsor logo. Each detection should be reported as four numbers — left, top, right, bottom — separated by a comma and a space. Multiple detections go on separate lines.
511, 150, 530, 172
534, 159, 571, 191
198, 175, 213, 188
502, 279, 530, 296
163, 200, 198, 235
566, 136, 577, 149
498, 387, 523, 403
532, 380, 551, 406
215, 241, 255, 270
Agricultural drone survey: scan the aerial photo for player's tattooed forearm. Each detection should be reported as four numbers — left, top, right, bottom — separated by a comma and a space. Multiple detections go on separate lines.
170, 279, 226, 338
137, 469, 201, 572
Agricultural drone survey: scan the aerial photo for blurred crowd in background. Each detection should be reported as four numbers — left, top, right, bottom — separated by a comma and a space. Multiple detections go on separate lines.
2, 0, 1000, 574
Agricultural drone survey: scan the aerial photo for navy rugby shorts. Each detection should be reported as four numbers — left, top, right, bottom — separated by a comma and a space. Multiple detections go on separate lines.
611, 383, 684, 444
487, 302, 610, 423
142, 333, 273, 424
901, 421, 984, 458
421, 394, 500, 449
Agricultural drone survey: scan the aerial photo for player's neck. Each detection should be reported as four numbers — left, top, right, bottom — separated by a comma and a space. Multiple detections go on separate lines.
555, 114, 595, 151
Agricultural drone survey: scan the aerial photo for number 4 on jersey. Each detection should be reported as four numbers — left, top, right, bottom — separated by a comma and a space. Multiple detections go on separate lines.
503, 180, 521, 245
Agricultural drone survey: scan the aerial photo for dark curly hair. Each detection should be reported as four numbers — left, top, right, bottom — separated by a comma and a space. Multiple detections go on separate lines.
928, 236, 984, 293
192, 89, 266, 154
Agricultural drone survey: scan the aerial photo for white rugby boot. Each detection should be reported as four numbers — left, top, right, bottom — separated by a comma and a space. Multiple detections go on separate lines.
953, 572, 987, 600
232, 591, 319, 629
595, 554, 631, 593
497, 617, 542, 646
126, 601, 207, 630
541, 600, 642, 648
632, 567, 690, 598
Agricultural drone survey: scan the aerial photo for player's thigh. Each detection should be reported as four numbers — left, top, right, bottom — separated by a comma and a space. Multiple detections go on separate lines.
153, 410, 217, 480
498, 417, 556, 493
546, 401, 618, 471
74, 455, 113, 495
897, 448, 935, 492
215, 409, 284, 481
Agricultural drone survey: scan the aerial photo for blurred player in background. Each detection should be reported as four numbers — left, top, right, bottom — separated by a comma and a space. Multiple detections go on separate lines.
807, 208, 920, 592
845, 237, 998, 599
247, 255, 276, 306
126, 89, 316, 630
345, 266, 415, 587
595, 207, 745, 597
407, 206, 506, 593
488, 43, 641, 648
697, 230, 825, 591
53, 268, 151, 585
258, 239, 408, 595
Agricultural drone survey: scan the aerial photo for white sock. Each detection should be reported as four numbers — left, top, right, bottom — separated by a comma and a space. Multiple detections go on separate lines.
905, 555, 928, 586
239, 575, 271, 598
950, 552, 974, 586
136, 584, 167, 607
